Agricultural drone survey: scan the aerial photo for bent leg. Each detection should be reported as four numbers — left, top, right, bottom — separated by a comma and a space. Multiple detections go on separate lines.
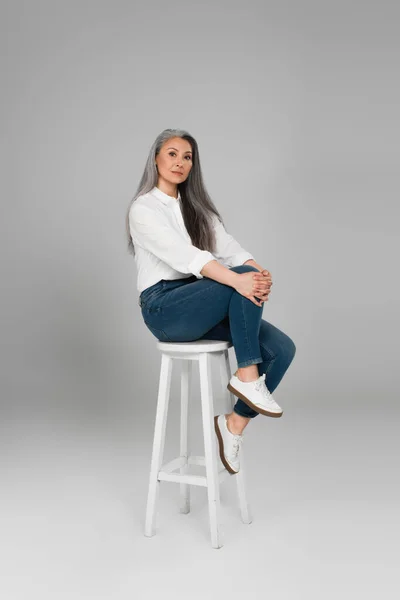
258, 320, 297, 394
200, 317, 296, 419
156, 265, 264, 368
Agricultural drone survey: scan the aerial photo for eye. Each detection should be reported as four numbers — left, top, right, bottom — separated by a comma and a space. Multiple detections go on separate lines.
168, 151, 192, 160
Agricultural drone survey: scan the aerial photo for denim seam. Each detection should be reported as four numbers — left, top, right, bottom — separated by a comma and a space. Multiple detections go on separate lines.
237, 357, 263, 368
259, 340, 276, 361
237, 294, 263, 369
265, 356, 276, 379
241, 294, 252, 366
259, 340, 276, 378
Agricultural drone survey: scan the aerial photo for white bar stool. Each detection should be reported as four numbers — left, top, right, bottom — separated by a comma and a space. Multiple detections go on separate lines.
144, 339, 252, 549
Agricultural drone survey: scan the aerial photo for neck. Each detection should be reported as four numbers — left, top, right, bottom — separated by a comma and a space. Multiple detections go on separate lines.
156, 179, 178, 199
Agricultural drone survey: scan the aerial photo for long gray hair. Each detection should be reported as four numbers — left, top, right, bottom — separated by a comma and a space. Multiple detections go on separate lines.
126, 128, 226, 256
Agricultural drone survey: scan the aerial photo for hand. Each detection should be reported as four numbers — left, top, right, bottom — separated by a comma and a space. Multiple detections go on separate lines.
252, 269, 273, 304
234, 272, 267, 307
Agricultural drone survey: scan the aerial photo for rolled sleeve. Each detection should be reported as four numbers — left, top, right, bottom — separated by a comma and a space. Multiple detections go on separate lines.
129, 204, 216, 278
212, 215, 254, 267
187, 250, 216, 278
227, 250, 255, 266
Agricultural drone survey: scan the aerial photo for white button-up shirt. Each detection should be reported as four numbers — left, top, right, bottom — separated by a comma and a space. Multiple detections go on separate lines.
129, 186, 254, 293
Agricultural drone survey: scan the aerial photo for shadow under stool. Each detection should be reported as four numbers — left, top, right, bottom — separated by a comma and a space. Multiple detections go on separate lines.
144, 339, 252, 549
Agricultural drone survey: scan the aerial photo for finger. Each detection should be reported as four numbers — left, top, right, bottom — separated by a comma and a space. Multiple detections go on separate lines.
254, 281, 271, 288
255, 291, 269, 301
254, 293, 267, 303
251, 295, 263, 307
253, 284, 271, 292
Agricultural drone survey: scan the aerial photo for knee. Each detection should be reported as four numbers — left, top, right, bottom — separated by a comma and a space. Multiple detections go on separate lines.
230, 264, 260, 274
272, 331, 296, 366
283, 336, 296, 364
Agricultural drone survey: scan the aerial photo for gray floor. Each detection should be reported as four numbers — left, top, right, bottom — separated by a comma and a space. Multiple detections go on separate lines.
1, 379, 398, 600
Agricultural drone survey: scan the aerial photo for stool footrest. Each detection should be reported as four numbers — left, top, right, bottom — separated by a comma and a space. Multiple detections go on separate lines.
158, 471, 208, 487
158, 455, 232, 487
160, 455, 206, 473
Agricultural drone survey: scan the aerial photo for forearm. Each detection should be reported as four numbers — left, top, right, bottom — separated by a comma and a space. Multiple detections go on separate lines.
200, 260, 240, 288
243, 258, 263, 272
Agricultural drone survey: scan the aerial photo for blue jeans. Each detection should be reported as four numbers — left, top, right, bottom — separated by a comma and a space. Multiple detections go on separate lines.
139, 265, 296, 418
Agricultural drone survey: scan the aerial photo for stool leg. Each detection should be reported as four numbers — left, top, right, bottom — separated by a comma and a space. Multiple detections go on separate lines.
221, 349, 253, 525
199, 353, 223, 549
144, 353, 173, 537
179, 359, 192, 514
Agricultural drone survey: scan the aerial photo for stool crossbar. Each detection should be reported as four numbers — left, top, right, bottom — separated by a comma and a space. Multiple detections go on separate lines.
144, 339, 252, 549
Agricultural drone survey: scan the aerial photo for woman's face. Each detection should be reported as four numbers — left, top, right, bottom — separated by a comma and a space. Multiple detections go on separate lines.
155, 137, 193, 187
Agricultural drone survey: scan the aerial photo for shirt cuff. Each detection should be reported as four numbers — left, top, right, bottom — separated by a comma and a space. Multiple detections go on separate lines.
187, 251, 216, 278
228, 252, 255, 267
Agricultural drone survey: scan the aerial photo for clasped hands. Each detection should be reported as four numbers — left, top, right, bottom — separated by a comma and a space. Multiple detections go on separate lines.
252, 269, 273, 304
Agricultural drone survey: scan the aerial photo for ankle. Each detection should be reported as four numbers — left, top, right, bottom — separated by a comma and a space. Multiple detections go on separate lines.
226, 413, 247, 436
235, 368, 259, 383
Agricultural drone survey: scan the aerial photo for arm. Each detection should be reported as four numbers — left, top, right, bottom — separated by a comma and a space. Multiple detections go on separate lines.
200, 259, 241, 288
129, 204, 216, 278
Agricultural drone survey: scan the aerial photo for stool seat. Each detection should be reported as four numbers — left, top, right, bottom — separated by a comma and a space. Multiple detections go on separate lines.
144, 339, 252, 549
157, 339, 232, 353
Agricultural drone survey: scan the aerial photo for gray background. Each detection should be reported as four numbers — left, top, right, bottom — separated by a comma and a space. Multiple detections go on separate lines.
1, 1, 398, 598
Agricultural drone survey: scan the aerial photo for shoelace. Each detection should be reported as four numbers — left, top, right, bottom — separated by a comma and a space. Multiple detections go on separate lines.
254, 374, 274, 404
232, 435, 243, 458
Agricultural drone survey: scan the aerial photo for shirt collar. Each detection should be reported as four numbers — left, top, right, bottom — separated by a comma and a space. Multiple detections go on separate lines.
151, 186, 181, 206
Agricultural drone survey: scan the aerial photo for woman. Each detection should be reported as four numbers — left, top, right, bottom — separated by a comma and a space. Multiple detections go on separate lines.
126, 128, 296, 475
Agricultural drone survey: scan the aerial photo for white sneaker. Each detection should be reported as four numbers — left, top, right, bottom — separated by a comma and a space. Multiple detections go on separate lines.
214, 414, 243, 475
228, 372, 283, 418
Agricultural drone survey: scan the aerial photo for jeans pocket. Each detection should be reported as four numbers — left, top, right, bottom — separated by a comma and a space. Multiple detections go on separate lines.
139, 281, 167, 308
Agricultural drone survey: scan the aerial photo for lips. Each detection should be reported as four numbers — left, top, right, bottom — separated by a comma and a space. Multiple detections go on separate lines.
172, 171, 183, 175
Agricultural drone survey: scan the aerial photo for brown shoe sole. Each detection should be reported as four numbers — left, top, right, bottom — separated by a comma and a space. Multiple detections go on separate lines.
227, 383, 283, 418
214, 416, 239, 475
